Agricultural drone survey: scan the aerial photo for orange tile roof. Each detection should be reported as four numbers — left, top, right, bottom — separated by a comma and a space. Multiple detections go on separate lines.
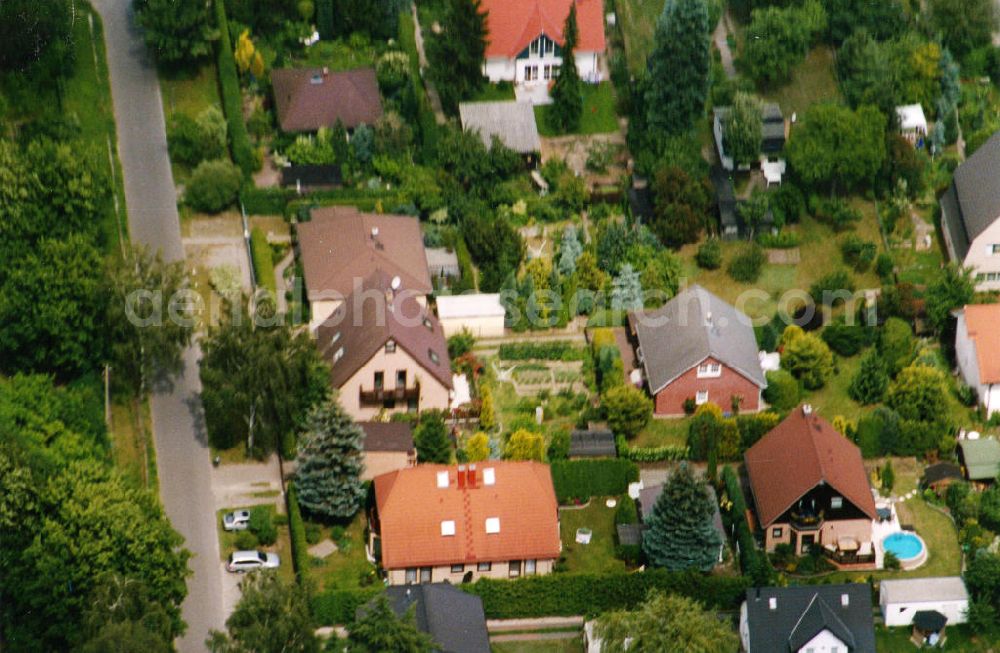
744, 406, 877, 527
482, 0, 606, 58
373, 462, 561, 569
963, 304, 1000, 383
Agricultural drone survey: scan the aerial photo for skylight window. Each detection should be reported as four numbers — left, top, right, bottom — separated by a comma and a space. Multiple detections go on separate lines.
485, 517, 500, 534
436, 471, 449, 489
429, 349, 440, 364
441, 520, 456, 536
483, 467, 496, 486
333, 347, 344, 363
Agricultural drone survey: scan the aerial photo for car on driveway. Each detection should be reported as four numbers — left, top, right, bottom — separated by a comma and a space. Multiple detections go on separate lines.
226, 550, 280, 573
223, 510, 251, 531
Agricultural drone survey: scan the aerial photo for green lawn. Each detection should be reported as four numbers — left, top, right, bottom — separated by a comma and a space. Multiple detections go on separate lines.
491, 638, 584, 653
760, 46, 842, 117
471, 83, 517, 102
216, 505, 296, 584
614, 0, 665, 74
633, 418, 689, 449
109, 397, 157, 492
296, 39, 377, 71
877, 624, 1000, 652
535, 83, 619, 136
306, 512, 378, 592
160, 63, 222, 118
558, 497, 626, 574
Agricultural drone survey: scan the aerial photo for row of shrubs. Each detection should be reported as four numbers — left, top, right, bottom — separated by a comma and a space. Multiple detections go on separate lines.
616, 436, 689, 462
285, 482, 310, 584
239, 186, 409, 217
312, 587, 383, 625
550, 459, 639, 504
497, 341, 586, 361
397, 11, 439, 156
460, 571, 750, 619
721, 465, 771, 584
250, 227, 276, 294
213, 0, 255, 175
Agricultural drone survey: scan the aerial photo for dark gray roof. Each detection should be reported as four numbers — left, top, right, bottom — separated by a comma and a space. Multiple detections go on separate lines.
941, 182, 970, 261
744, 584, 875, 653
914, 610, 948, 632
381, 584, 491, 653
714, 103, 785, 156
360, 422, 414, 453
632, 285, 766, 394
569, 430, 617, 458
944, 131, 1000, 261
922, 462, 962, 486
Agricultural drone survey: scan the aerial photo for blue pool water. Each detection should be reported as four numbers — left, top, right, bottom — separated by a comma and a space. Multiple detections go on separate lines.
882, 532, 923, 560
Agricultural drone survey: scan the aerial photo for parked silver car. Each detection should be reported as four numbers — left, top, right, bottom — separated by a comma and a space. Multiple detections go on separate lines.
222, 510, 251, 531
226, 550, 280, 573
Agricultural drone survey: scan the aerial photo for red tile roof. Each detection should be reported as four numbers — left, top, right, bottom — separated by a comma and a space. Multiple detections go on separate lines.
373, 462, 561, 569
271, 67, 383, 132
482, 0, 606, 58
744, 406, 877, 526
297, 206, 433, 303
962, 304, 1000, 383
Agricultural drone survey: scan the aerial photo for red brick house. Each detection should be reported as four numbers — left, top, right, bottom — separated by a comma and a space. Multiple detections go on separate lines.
629, 285, 766, 416
745, 405, 878, 565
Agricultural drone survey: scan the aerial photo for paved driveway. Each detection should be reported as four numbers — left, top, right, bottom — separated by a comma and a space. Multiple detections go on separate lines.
90, 0, 225, 649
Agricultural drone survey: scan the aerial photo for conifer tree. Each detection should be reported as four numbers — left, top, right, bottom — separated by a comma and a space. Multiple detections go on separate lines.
644, 0, 710, 141
427, 0, 488, 112
848, 350, 889, 404
414, 410, 453, 463
548, 4, 583, 133
294, 399, 366, 519
642, 464, 722, 571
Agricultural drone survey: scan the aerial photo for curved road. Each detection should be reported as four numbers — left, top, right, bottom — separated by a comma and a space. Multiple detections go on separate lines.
91, 0, 224, 650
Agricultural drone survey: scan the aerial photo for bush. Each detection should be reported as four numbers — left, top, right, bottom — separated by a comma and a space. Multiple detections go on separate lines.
727, 244, 765, 283
756, 231, 800, 248
883, 551, 901, 570
186, 159, 242, 213
304, 522, 323, 545
234, 530, 258, 549
614, 497, 639, 525
811, 196, 861, 231
696, 239, 722, 269
809, 270, 855, 306
617, 437, 689, 462
498, 341, 585, 360
549, 459, 639, 504
250, 227, 276, 294
286, 483, 310, 582
841, 235, 877, 272
240, 187, 295, 215
214, 0, 255, 174
722, 465, 773, 585
762, 369, 799, 411
249, 506, 277, 546
460, 571, 750, 619
167, 113, 209, 167
876, 252, 895, 281
821, 323, 871, 357
312, 587, 382, 625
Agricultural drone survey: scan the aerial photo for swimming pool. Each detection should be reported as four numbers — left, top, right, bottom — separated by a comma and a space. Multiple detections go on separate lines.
882, 532, 925, 562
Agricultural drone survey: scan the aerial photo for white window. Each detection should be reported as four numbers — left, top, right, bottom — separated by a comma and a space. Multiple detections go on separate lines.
477, 561, 491, 571
483, 467, 496, 486
990, 244, 1000, 254
525, 559, 536, 575
420, 567, 432, 583
333, 347, 344, 363
385, 340, 396, 353
695, 391, 709, 405
436, 471, 449, 489
330, 332, 341, 345
451, 564, 464, 573
429, 349, 440, 364
485, 517, 500, 534
509, 560, 521, 577
696, 363, 722, 378
405, 568, 417, 584
831, 496, 843, 510
441, 520, 456, 536
525, 65, 538, 81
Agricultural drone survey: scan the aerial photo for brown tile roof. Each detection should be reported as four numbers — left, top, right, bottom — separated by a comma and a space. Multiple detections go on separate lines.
744, 406, 877, 526
271, 67, 383, 132
316, 270, 453, 390
962, 304, 1000, 383
297, 206, 433, 303
373, 462, 561, 569
360, 421, 415, 453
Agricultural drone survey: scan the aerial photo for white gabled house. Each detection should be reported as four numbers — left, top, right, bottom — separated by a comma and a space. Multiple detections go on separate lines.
954, 303, 1000, 416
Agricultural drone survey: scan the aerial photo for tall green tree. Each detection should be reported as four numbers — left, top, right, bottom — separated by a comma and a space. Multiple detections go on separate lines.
649, 165, 712, 247
644, 0, 710, 140
427, 0, 487, 112
927, 0, 996, 60
199, 303, 330, 457
414, 410, 452, 463
0, 235, 107, 379
744, 0, 827, 84
724, 92, 762, 168
610, 264, 644, 311
886, 364, 948, 422
780, 329, 834, 390
78, 575, 175, 653
207, 572, 319, 653
786, 103, 886, 193
105, 244, 194, 395
294, 399, 366, 520
925, 264, 975, 334
595, 591, 739, 653
548, 4, 583, 134
348, 594, 435, 653
0, 0, 72, 73
603, 384, 653, 439
642, 464, 722, 571
878, 317, 914, 376
134, 0, 215, 67
848, 350, 889, 404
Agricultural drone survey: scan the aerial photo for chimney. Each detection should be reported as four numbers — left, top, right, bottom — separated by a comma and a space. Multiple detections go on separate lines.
768, 597, 777, 611
802, 404, 813, 416
323, 66, 329, 76
468, 464, 477, 489
457, 465, 467, 489
371, 226, 379, 240
705, 311, 713, 326
841, 593, 849, 607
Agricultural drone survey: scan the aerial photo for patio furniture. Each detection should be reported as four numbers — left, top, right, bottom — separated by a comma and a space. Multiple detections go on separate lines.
576, 528, 593, 545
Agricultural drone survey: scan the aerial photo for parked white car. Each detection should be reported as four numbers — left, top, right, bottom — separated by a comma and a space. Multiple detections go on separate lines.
222, 510, 251, 531
226, 550, 280, 573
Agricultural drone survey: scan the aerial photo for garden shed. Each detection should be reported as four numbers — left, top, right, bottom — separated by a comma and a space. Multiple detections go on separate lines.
879, 576, 969, 627
568, 430, 617, 458
435, 294, 506, 338
957, 437, 1000, 482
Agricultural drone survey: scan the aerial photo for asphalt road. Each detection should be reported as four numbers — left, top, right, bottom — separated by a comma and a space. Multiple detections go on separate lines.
91, 0, 225, 649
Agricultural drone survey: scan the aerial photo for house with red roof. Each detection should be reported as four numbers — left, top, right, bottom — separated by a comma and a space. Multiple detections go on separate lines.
481, 0, 606, 97
370, 462, 561, 585
955, 303, 1000, 416
744, 405, 877, 567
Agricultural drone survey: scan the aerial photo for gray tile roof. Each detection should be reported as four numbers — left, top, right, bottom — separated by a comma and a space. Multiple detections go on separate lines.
632, 285, 766, 394
459, 101, 541, 154
359, 421, 414, 453
744, 584, 875, 653
880, 577, 969, 605
568, 430, 617, 458
376, 584, 491, 653
943, 131, 1000, 262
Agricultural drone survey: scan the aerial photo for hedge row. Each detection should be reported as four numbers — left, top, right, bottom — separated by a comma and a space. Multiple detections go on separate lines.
312, 587, 382, 625
397, 11, 438, 156
617, 437, 689, 462
286, 482, 310, 583
240, 187, 296, 215
250, 227, 276, 294
461, 571, 750, 618
498, 341, 586, 361
452, 234, 475, 293
214, 0, 255, 175
722, 465, 769, 582
550, 459, 639, 503
240, 186, 408, 217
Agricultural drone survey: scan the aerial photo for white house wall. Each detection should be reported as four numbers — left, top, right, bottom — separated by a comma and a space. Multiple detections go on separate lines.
796, 628, 848, 653
440, 315, 505, 338
955, 313, 1000, 415
483, 51, 602, 85
964, 219, 1000, 290
336, 346, 451, 421
881, 600, 969, 627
